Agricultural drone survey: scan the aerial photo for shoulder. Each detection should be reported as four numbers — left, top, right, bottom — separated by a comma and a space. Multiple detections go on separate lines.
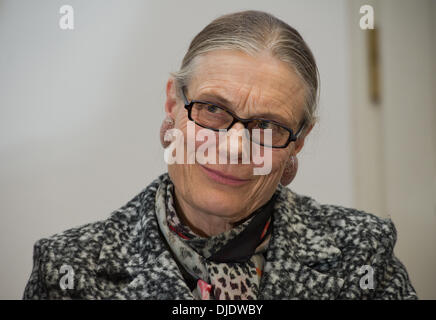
30, 219, 107, 275
32, 172, 165, 263
23, 173, 166, 299
278, 187, 417, 299
28, 193, 143, 272
23, 218, 108, 299
280, 185, 397, 253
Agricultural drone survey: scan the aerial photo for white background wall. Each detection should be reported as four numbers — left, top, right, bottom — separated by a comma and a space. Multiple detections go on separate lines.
374, 0, 436, 300
0, 0, 433, 299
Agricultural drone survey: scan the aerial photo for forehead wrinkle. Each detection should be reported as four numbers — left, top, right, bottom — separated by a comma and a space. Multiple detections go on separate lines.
193, 81, 303, 129
189, 52, 306, 128
266, 84, 305, 128
250, 87, 302, 127
231, 82, 304, 129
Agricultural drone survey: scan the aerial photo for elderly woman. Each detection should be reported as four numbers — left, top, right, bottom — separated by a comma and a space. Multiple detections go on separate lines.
23, 10, 417, 300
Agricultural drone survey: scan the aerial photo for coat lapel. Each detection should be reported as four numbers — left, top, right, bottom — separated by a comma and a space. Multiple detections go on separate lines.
120, 250, 194, 299
259, 186, 345, 299
95, 186, 194, 299
119, 205, 194, 300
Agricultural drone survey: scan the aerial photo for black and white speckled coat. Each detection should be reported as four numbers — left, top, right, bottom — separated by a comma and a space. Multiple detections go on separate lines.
23, 173, 418, 300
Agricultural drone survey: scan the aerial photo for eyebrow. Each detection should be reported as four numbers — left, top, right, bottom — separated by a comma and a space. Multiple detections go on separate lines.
195, 92, 298, 129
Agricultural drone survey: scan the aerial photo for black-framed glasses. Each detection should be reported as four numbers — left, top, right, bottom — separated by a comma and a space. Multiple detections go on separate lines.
181, 87, 305, 148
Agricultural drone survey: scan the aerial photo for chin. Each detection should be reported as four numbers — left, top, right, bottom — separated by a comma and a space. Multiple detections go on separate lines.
195, 192, 246, 219
194, 175, 250, 217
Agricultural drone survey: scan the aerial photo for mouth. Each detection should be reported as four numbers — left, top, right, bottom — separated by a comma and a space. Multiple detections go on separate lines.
199, 165, 251, 186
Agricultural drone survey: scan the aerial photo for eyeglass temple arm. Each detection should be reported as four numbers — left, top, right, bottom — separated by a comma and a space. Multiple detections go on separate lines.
180, 86, 189, 105
294, 120, 306, 139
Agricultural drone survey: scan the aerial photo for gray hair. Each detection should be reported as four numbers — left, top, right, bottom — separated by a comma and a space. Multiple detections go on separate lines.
171, 10, 320, 134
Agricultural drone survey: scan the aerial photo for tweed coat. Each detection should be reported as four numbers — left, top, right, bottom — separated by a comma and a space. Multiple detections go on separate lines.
23, 173, 417, 299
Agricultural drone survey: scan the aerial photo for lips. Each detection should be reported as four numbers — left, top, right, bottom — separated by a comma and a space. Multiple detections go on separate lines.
200, 165, 250, 186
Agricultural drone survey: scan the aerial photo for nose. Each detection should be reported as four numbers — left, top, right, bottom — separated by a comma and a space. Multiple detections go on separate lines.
226, 122, 250, 163
230, 121, 246, 131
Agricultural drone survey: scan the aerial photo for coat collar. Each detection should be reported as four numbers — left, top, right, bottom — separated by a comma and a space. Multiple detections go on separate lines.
95, 176, 344, 299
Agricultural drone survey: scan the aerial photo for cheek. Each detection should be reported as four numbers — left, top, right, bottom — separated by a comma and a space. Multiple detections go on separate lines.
272, 150, 290, 171
245, 150, 290, 199
175, 112, 189, 132
258, 148, 290, 179
167, 113, 193, 186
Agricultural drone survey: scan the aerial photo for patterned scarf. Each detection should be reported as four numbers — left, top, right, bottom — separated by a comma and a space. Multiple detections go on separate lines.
155, 176, 276, 300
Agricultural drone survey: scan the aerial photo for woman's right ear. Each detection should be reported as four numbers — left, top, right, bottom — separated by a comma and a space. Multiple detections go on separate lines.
165, 78, 179, 118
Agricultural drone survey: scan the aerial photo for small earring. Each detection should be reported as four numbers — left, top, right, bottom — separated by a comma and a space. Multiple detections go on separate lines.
280, 155, 298, 186
160, 116, 175, 148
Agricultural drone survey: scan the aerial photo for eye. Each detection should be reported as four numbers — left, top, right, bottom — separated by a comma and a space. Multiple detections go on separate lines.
206, 104, 221, 113
256, 120, 272, 129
